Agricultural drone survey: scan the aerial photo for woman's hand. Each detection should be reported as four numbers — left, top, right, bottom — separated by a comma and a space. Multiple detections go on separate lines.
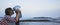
15, 9, 20, 14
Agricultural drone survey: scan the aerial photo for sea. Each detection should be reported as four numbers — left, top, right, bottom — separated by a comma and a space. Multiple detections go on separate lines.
0, 18, 60, 25
9, 22, 60, 25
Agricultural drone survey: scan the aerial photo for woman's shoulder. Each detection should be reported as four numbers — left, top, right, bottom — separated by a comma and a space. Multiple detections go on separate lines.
4, 15, 11, 18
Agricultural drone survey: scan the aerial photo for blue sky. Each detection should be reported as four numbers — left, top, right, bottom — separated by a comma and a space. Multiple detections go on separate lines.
0, 0, 60, 18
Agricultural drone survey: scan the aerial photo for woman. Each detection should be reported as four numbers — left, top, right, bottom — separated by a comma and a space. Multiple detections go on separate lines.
0, 7, 20, 25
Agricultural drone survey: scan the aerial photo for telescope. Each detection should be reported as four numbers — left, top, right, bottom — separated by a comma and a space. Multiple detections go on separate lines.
13, 5, 22, 18
13, 5, 21, 11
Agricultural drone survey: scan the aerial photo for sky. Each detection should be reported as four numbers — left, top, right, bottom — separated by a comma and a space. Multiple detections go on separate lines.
0, 0, 60, 19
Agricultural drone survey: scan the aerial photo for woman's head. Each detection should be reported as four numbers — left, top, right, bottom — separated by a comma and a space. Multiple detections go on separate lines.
5, 7, 14, 16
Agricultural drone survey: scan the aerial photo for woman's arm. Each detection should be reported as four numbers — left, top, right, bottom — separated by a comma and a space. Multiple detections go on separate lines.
15, 10, 21, 22
15, 13, 19, 22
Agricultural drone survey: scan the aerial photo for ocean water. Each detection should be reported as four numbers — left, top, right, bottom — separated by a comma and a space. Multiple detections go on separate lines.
0, 18, 60, 25
8, 22, 60, 25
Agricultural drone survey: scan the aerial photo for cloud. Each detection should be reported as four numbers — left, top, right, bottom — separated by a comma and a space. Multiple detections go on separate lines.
21, 0, 60, 18
0, 0, 60, 18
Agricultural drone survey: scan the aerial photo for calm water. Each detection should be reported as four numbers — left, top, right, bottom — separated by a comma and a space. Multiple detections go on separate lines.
9, 22, 60, 25
0, 18, 60, 25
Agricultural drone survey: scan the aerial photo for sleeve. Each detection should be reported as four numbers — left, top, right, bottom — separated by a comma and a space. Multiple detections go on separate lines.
6, 16, 16, 22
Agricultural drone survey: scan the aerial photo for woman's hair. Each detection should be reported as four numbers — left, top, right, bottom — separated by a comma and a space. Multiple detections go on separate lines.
5, 7, 12, 15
